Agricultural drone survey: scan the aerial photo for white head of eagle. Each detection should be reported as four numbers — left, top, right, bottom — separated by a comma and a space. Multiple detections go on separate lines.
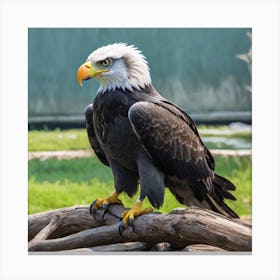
77, 43, 151, 93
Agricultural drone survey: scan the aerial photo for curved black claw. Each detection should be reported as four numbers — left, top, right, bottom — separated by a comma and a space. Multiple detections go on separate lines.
118, 220, 125, 237
89, 199, 97, 216
118, 218, 135, 237
101, 203, 109, 223
89, 200, 110, 224
129, 218, 135, 232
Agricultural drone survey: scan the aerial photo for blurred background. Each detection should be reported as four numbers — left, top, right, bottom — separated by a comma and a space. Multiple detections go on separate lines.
28, 28, 251, 127
28, 28, 252, 217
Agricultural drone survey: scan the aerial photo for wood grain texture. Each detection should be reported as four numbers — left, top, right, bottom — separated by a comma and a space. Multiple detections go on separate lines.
28, 205, 251, 252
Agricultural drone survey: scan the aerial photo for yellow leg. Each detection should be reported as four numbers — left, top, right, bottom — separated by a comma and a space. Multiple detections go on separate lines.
121, 200, 153, 228
93, 191, 122, 208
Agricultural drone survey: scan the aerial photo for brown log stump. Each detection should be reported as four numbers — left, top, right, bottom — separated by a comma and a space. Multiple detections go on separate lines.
28, 205, 251, 252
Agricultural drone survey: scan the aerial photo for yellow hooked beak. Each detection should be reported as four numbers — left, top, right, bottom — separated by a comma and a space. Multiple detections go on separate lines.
76, 61, 109, 86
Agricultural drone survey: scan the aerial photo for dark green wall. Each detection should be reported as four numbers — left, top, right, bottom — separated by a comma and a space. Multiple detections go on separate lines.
28, 28, 251, 121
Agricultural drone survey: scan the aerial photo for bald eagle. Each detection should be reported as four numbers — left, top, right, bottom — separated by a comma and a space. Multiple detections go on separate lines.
77, 43, 239, 228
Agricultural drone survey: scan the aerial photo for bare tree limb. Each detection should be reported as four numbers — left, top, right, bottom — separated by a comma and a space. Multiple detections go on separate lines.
28, 206, 251, 252
28, 204, 122, 241
31, 214, 61, 242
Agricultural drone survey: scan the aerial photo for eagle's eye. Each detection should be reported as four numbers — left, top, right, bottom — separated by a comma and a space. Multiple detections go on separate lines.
100, 58, 111, 67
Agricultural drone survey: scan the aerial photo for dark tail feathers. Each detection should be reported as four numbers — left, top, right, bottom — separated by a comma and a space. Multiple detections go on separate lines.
205, 174, 239, 218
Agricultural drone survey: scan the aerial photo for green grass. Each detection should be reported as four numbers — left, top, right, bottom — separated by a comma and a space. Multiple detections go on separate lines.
28, 157, 184, 214
28, 127, 251, 151
28, 129, 90, 151
214, 156, 251, 216
28, 155, 251, 217
28, 127, 252, 217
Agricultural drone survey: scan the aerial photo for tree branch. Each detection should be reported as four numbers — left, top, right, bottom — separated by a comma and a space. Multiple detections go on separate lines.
28, 206, 251, 252
28, 204, 122, 241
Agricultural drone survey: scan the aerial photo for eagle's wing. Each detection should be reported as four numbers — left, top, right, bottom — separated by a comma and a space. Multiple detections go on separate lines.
160, 100, 215, 170
85, 104, 109, 166
128, 101, 214, 201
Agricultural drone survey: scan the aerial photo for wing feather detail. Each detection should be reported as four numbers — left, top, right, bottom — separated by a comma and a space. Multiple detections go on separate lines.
128, 101, 214, 194
85, 104, 109, 166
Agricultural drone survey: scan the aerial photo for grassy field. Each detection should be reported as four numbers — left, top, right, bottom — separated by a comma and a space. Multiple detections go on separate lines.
28, 129, 91, 151
28, 127, 251, 151
28, 127, 252, 217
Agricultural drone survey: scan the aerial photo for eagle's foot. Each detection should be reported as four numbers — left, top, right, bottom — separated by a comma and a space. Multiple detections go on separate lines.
89, 191, 122, 221
119, 200, 153, 232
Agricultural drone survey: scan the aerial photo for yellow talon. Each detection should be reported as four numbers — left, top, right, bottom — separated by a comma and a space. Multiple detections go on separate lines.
121, 200, 153, 227
90, 191, 122, 214
101, 191, 122, 206
93, 198, 104, 209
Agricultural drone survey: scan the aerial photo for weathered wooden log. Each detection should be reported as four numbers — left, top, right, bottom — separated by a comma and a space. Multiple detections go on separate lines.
30, 243, 227, 253
28, 206, 251, 252
30, 241, 151, 254
31, 214, 62, 242
184, 244, 227, 252
28, 204, 122, 241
